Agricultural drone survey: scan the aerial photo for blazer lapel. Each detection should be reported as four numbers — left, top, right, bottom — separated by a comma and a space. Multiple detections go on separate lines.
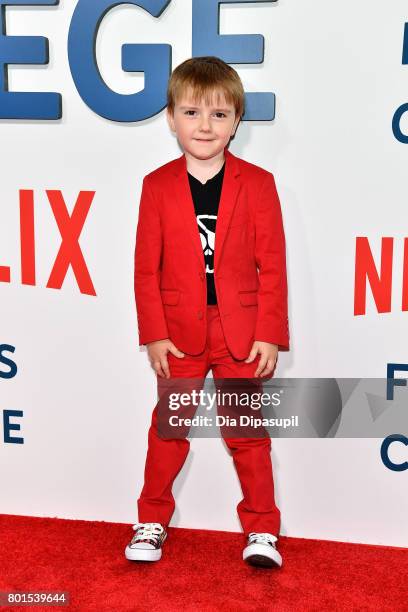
172, 146, 242, 273
213, 148, 242, 272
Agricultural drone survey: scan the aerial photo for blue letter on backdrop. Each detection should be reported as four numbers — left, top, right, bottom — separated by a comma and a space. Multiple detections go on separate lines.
386, 363, 408, 400
402, 21, 408, 65
192, 0, 277, 120
0, 0, 61, 119
68, 0, 171, 122
3, 410, 24, 444
381, 434, 408, 472
392, 22, 408, 143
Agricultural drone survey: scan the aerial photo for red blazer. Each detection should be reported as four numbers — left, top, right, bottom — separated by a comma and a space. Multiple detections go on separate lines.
134, 146, 289, 360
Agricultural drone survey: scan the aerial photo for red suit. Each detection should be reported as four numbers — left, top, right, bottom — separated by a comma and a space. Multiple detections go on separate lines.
134, 146, 289, 535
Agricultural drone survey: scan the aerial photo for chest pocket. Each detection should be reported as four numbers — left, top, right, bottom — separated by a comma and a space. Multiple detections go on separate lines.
160, 289, 180, 305
238, 290, 258, 306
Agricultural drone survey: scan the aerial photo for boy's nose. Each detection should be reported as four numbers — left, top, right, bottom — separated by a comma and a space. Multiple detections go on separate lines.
199, 116, 211, 131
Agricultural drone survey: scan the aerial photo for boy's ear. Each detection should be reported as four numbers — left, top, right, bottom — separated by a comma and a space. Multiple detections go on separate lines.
166, 107, 175, 132
232, 114, 241, 136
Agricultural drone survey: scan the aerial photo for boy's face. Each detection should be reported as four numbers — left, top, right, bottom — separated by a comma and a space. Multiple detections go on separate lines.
167, 87, 240, 161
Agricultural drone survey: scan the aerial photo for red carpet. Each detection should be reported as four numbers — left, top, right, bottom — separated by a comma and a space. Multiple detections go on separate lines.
0, 514, 407, 611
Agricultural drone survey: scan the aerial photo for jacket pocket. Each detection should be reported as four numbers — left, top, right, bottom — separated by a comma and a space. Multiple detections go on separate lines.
160, 289, 180, 305
238, 289, 258, 306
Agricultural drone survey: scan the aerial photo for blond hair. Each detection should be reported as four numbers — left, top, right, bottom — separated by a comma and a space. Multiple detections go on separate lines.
167, 56, 245, 119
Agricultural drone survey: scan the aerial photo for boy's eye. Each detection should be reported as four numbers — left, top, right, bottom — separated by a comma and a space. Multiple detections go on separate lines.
183, 110, 227, 118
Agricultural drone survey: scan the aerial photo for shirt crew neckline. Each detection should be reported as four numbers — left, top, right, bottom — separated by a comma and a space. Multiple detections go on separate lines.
187, 161, 225, 186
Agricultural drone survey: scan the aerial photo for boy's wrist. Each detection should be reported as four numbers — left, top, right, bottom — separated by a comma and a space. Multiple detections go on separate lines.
146, 338, 170, 346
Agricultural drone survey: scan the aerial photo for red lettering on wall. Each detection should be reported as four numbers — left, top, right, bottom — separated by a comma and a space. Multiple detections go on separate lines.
403, 238, 408, 312
46, 190, 96, 295
354, 237, 393, 315
20, 190, 35, 285
1, 189, 96, 294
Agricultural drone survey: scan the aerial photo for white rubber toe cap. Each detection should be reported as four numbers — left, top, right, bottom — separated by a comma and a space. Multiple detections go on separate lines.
243, 542, 282, 567
125, 544, 162, 562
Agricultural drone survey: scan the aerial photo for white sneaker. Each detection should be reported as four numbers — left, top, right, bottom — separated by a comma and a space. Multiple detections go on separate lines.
125, 522, 167, 562
243, 532, 282, 568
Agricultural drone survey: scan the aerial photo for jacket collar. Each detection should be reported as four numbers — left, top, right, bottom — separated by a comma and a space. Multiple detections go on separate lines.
172, 145, 242, 274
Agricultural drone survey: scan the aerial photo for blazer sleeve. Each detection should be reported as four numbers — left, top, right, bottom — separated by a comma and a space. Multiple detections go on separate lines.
254, 172, 290, 350
134, 175, 169, 345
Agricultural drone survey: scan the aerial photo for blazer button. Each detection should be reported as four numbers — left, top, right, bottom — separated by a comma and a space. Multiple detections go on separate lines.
199, 271, 205, 281
197, 310, 203, 320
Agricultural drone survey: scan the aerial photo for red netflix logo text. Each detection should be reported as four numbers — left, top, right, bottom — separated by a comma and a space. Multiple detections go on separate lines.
354, 237, 408, 314
0, 190, 96, 295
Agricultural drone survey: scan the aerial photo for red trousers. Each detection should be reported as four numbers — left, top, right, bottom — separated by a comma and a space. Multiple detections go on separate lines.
137, 304, 281, 536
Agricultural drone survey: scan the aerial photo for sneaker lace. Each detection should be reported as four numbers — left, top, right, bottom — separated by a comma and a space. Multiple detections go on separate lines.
248, 532, 277, 546
131, 522, 164, 544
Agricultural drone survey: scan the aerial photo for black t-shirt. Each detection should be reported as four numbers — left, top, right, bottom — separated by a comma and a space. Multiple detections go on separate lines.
187, 161, 225, 305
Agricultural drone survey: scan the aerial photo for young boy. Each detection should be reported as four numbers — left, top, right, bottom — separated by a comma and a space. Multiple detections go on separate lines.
126, 56, 289, 568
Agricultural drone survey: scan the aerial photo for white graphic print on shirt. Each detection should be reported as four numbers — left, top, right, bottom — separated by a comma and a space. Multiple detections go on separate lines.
197, 214, 217, 273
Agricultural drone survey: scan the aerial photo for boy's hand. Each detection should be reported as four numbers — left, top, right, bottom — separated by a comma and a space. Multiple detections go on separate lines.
146, 339, 185, 378
245, 341, 278, 377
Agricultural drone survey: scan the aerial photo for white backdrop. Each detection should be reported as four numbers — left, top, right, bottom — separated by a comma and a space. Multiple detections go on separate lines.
1, 0, 407, 547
